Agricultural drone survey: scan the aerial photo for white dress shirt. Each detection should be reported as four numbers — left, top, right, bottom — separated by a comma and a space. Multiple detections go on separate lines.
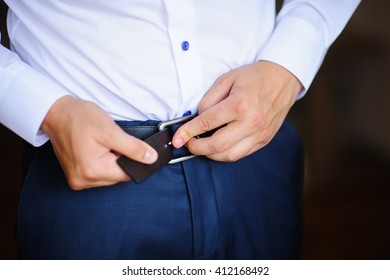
0, 0, 360, 146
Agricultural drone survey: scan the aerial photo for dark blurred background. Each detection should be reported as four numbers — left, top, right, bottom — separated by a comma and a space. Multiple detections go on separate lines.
1, 1, 389, 259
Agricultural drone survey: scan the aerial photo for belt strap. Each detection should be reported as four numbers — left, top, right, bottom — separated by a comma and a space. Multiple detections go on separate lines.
117, 128, 179, 183
117, 115, 222, 183
117, 115, 199, 183
117, 125, 159, 140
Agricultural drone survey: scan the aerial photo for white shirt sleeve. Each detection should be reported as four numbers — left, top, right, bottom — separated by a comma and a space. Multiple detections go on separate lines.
257, 0, 361, 99
0, 37, 68, 146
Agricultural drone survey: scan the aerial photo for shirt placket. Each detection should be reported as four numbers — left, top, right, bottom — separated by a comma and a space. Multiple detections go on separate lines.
163, 0, 204, 117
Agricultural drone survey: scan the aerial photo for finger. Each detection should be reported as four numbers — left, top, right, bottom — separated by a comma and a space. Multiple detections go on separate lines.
206, 136, 262, 162
98, 151, 131, 181
87, 152, 131, 188
185, 121, 250, 156
198, 73, 235, 113
205, 117, 285, 162
66, 149, 131, 190
105, 124, 158, 164
172, 100, 235, 148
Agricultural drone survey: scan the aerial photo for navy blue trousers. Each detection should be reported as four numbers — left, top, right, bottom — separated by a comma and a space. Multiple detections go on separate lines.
17, 121, 303, 259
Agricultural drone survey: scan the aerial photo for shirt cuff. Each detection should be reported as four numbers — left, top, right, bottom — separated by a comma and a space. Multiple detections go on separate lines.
0, 60, 68, 146
257, 15, 327, 99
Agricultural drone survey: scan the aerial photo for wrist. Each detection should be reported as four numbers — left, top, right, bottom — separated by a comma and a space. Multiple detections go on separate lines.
256, 60, 303, 100
41, 95, 77, 136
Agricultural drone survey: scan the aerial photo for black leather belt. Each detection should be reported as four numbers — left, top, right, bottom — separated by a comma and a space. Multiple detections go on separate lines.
117, 114, 209, 183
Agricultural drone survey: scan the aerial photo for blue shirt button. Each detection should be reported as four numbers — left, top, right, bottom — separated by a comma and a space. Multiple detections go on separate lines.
181, 41, 190, 51
182, 110, 192, 116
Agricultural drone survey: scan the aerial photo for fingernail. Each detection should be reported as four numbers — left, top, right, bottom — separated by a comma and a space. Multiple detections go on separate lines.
174, 137, 185, 148
144, 149, 157, 163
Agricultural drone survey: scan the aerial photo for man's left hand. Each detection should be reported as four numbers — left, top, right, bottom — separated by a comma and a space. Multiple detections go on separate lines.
172, 60, 302, 162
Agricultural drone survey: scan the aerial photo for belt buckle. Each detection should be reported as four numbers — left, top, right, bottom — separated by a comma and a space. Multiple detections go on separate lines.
158, 114, 197, 164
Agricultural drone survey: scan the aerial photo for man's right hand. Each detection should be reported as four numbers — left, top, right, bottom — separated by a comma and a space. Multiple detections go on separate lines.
41, 96, 158, 190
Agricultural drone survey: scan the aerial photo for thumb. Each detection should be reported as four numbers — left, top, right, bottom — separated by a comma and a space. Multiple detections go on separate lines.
108, 124, 158, 164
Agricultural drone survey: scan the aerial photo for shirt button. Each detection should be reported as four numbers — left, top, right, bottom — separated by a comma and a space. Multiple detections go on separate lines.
181, 41, 190, 51
182, 110, 192, 116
